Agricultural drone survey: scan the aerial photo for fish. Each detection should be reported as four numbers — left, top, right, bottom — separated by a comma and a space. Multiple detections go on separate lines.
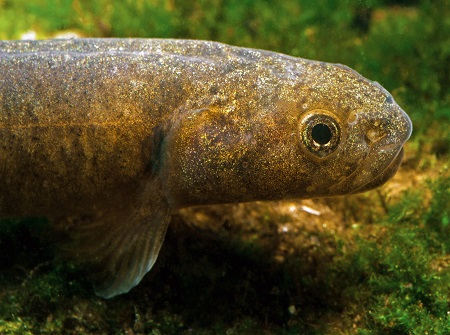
0, 38, 412, 298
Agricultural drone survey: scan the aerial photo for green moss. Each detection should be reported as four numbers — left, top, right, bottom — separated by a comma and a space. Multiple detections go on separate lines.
425, 174, 450, 237
0, 320, 34, 335
350, 175, 450, 333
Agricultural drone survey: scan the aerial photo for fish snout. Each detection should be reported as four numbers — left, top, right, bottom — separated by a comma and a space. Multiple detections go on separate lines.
360, 102, 412, 152
366, 82, 412, 147
329, 103, 412, 195
397, 106, 413, 143
351, 103, 412, 192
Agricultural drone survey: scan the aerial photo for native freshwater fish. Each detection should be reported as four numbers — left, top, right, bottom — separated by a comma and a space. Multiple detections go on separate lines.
0, 39, 412, 298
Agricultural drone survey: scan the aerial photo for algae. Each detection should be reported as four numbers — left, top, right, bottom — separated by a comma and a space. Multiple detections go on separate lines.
0, 0, 449, 334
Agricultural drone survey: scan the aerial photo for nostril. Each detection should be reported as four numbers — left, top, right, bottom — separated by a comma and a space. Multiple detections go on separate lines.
365, 127, 386, 144
347, 110, 358, 124
364, 118, 388, 144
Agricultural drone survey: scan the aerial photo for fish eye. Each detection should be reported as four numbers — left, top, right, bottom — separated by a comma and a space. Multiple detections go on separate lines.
311, 123, 332, 145
299, 110, 341, 158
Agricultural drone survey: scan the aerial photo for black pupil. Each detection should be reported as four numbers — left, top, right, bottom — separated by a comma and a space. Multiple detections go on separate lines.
312, 123, 332, 145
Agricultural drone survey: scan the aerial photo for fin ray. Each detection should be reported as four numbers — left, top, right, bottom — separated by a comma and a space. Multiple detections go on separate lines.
58, 179, 171, 298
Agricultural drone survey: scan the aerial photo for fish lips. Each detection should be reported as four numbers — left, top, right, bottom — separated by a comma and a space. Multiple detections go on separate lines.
349, 146, 404, 194
328, 143, 406, 195
330, 114, 411, 195
329, 100, 412, 195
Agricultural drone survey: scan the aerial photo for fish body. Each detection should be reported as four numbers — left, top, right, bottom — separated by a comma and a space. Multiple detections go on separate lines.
0, 39, 412, 297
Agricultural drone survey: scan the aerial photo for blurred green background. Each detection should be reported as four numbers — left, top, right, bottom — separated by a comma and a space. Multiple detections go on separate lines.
0, 1, 449, 334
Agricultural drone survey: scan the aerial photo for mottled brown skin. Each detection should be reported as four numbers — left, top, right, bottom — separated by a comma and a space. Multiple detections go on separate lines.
0, 39, 412, 297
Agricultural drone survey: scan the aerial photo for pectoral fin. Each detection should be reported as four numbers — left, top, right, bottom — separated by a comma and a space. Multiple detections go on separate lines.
58, 180, 171, 298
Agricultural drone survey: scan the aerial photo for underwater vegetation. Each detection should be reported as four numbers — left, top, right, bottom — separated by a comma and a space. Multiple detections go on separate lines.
0, 0, 449, 334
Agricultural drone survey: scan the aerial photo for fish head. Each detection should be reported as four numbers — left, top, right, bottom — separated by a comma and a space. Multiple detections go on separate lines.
160, 58, 413, 206
294, 64, 413, 197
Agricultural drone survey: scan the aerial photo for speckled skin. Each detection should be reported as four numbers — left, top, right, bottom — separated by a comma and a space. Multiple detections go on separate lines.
0, 39, 412, 297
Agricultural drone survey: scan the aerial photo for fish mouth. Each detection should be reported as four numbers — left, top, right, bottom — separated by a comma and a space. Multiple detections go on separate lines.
328, 143, 406, 196
349, 146, 404, 194
328, 103, 412, 195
